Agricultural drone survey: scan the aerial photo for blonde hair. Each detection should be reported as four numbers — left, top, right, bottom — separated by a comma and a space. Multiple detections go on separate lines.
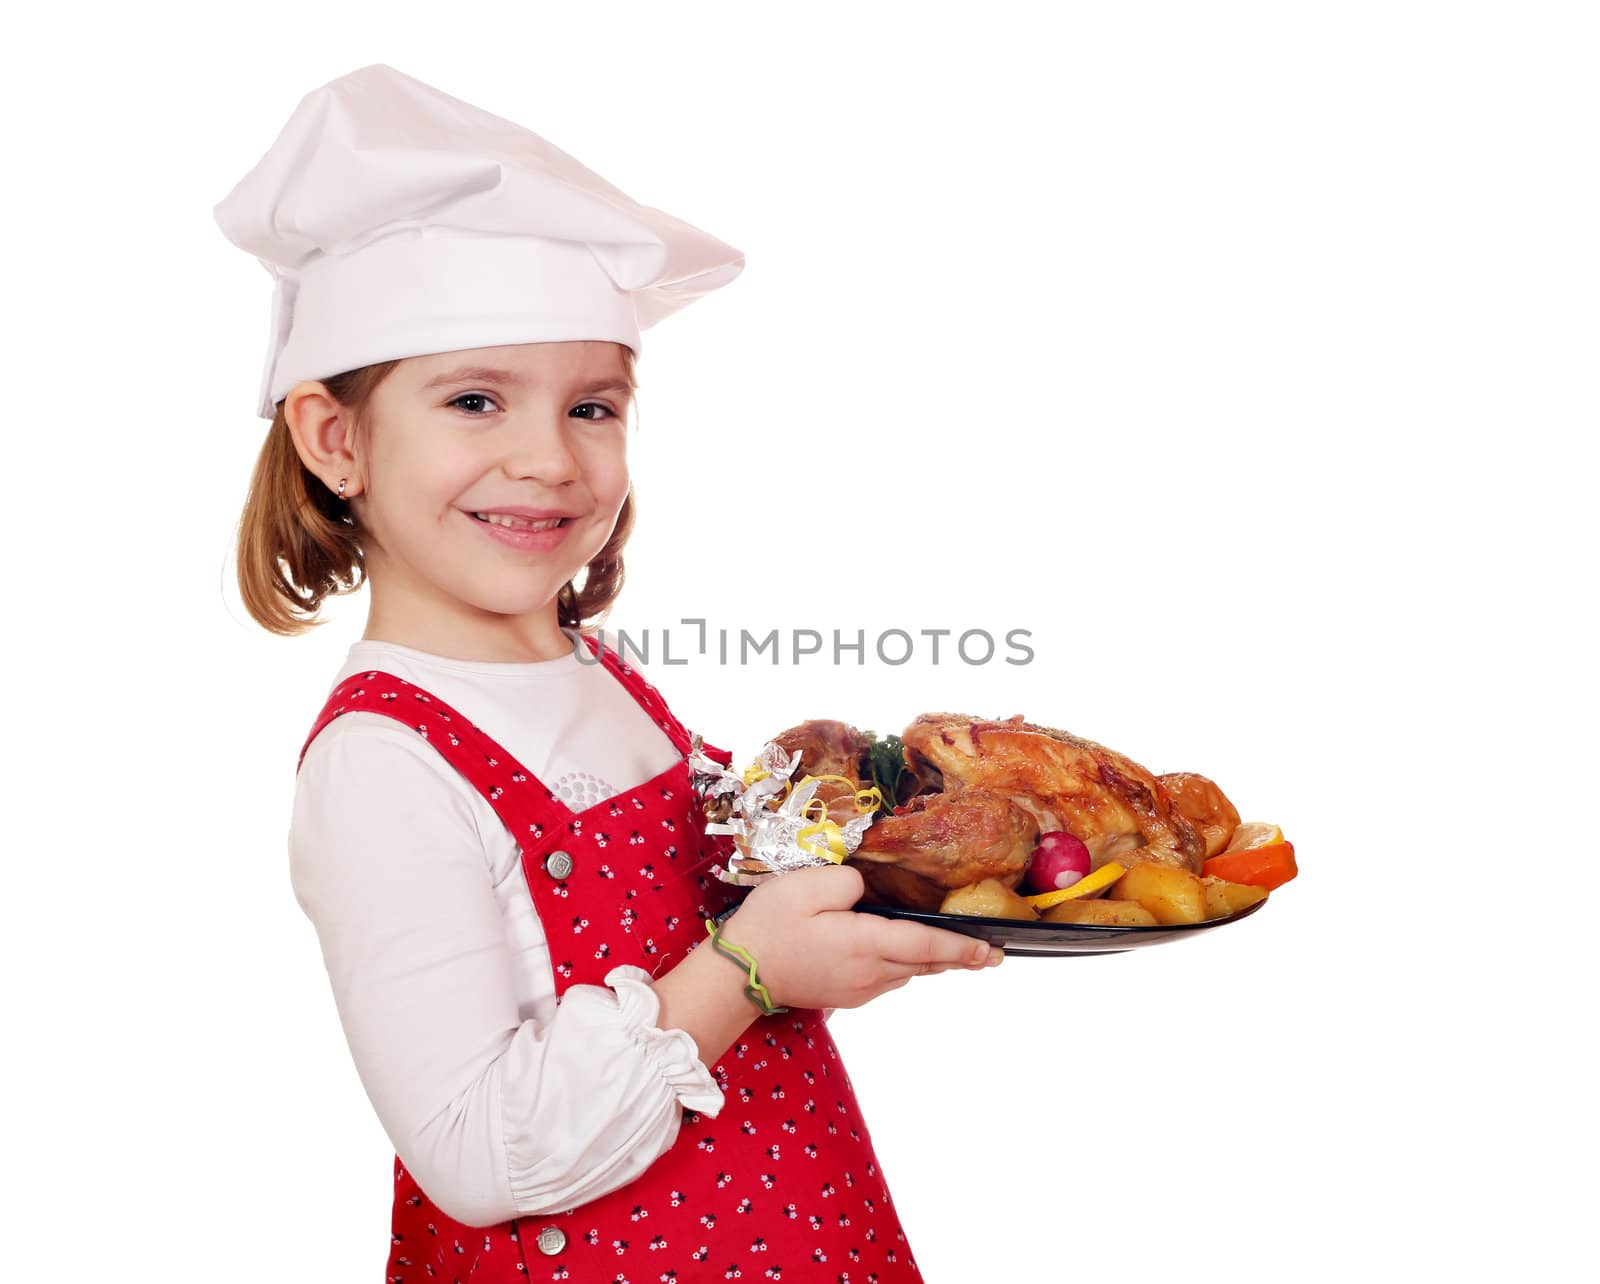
234, 346, 639, 637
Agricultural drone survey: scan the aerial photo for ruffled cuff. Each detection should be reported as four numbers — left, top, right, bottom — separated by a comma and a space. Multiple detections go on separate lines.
605, 965, 725, 1117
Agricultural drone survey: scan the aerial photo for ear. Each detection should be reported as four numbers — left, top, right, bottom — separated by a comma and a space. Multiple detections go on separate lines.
283, 380, 363, 499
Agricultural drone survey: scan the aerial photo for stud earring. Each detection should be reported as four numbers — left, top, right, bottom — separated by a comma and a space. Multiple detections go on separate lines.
337, 478, 347, 499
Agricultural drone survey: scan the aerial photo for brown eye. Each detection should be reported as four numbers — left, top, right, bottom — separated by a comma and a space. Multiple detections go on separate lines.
572, 402, 618, 421
448, 392, 499, 415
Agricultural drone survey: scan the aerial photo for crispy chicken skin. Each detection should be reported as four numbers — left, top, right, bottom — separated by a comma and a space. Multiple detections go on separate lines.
901, 714, 1209, 872
853, 788, 1039, 912
771, 719, 869, 781
1157, 771, 1241, 859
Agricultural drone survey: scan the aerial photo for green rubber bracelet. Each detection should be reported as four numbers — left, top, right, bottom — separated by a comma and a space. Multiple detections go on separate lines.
705, 914, 789, 1016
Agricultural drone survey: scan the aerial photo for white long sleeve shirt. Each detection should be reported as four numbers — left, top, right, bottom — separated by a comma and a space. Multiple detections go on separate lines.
287, 638, 726, 1227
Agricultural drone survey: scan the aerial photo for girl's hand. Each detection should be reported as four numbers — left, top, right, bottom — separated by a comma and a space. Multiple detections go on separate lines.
717, 864, 1002, 1012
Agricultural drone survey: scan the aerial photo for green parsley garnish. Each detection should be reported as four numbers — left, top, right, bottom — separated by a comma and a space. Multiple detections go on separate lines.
863, 731, 908, 818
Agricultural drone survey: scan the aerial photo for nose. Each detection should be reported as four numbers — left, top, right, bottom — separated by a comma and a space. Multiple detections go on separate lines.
502, 413, 581, 486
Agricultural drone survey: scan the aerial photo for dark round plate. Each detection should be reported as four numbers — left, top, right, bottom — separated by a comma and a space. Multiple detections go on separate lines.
853, 896, 1267, 956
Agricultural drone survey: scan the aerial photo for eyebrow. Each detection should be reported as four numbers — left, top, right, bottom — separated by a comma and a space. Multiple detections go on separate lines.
420, 364, 633, 398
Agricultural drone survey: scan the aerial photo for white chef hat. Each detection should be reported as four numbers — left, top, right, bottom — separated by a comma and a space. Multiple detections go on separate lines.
214, 63, 745, 420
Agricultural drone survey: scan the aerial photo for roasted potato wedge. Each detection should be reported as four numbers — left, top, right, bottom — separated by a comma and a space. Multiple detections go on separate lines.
1041, 897, 1158, 927
1200, 876, 1269, 920
940, 878, 1039, 920
1110, 862, 1208, 925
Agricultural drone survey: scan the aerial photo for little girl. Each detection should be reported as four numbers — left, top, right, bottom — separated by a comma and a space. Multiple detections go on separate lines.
218, 65, 998, 1282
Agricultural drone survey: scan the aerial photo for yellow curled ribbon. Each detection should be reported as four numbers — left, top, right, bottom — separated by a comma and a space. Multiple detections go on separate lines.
739, 764, 883, 814
796, 774, 884, 816
732, 758, 887, 866
795, 820, 849, 862
792, 777, 885, 862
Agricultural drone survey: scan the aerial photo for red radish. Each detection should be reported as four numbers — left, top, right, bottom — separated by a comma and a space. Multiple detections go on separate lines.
1026, 831, 1092, 894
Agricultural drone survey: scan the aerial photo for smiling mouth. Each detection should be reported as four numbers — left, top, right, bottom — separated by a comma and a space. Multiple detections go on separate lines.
470, 512, 571, 531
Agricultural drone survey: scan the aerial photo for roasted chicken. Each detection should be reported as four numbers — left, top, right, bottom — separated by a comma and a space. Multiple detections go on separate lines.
763, 713, 1238, 912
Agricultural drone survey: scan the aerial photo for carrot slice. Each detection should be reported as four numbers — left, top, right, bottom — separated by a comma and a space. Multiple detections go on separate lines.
1202, 840, 1298, 890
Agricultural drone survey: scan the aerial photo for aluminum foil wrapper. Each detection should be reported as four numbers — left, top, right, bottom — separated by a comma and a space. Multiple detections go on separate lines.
688, 735, 880, 886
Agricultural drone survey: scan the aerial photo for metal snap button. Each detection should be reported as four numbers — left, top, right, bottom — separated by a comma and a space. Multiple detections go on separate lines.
535, 1225, 566, 1256
543, 849, 574, 879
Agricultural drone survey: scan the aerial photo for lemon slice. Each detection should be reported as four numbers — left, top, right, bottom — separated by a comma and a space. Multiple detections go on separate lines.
1023, 862, 1127, 909
1223, 822, 1284, 853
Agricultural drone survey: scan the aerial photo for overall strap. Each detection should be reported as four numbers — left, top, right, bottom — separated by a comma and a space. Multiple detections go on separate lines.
294, 669, 576, 836
580, 632, 699, 758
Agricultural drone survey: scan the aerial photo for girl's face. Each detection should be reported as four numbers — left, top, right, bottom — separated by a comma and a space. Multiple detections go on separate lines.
352, 340, 633, 657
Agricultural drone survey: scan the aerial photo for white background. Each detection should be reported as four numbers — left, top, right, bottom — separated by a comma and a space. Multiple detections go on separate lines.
4, 2, 1594, 1280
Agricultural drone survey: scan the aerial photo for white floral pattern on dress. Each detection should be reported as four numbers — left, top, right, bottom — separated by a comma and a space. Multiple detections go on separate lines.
296, 638, 921, 1284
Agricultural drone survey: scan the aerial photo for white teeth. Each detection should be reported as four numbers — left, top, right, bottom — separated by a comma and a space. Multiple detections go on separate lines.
473, 513, 563, 531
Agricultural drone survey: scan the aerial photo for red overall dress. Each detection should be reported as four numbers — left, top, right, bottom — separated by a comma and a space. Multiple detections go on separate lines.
296, 638, 923, 1283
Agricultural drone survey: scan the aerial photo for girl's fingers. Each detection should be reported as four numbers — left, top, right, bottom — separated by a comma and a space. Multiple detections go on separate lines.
878, 960, 940, 981
786, 863, 866, 913
868, 917, 994, 967
879, 956, 992, 982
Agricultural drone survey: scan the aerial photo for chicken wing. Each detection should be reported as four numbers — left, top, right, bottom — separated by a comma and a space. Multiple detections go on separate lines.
1158, 771, 1241, 859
